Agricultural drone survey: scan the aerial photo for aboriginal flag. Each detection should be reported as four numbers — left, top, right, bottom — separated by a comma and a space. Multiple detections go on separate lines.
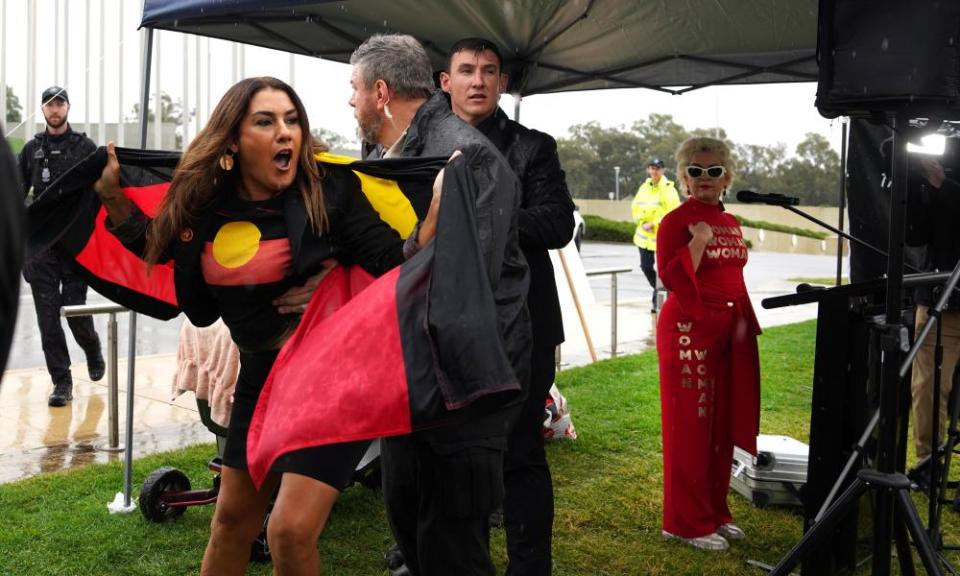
29, 147, 440, 319
36, 145, 523, 487
27, 147, 181, 319
246, 146, 523, 487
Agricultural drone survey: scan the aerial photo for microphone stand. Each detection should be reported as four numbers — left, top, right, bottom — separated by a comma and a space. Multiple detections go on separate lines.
765, 112, 943, 576
738, 196, 923, 275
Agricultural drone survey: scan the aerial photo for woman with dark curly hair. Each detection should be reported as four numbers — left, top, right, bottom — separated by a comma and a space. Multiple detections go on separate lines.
93, 77, 416, 575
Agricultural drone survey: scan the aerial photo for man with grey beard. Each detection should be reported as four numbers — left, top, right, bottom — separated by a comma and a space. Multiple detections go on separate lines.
349, 33, 531, 576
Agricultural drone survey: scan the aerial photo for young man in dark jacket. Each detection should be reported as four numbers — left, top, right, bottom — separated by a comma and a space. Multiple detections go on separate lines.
349, 33, 531, 576
441, 37, 575, 576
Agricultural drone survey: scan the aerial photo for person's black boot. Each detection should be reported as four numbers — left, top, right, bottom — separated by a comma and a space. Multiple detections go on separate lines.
86, 347, 105, 381
384, 543, 411, 576
48, 377, 74, 407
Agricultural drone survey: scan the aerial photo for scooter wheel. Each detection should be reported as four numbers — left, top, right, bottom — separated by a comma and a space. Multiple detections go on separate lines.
139, 466, 191, 523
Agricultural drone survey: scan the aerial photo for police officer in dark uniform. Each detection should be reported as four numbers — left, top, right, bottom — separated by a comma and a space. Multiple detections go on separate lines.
18, 86, 104, 407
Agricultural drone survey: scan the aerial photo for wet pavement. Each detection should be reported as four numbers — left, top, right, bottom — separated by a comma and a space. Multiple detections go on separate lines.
0, 243, 843, 484
560, 242, 842, 367
8, 280, 184, 371
0, 354, 208, 484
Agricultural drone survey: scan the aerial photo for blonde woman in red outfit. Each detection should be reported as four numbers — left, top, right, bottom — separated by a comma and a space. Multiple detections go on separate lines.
655, 137, 762, 551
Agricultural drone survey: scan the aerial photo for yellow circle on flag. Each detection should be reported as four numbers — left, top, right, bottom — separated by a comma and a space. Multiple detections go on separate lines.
212, 221, 261, 268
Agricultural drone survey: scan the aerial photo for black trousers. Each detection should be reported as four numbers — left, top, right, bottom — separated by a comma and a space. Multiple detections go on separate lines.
382, 434, 506, 576
503, 339, 556, 576
639, 247, 658, 311
22, 250, 100, 384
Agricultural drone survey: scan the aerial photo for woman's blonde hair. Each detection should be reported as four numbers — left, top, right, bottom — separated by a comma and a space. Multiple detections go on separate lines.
675, 136, 736, 195
144, 77, 328, 264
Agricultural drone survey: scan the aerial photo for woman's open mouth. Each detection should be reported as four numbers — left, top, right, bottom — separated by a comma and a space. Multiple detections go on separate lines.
273, 150, 293, 170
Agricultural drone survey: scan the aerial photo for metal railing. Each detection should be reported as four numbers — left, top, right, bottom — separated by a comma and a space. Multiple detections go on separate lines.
62, 303, 141, 512
585, 266, 633, 357
60, 303, 127, 451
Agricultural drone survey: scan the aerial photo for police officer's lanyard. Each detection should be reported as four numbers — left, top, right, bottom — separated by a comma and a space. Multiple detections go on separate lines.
34, 134, 53, 184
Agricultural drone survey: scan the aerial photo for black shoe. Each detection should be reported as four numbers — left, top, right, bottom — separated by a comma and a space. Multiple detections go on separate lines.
384, 543, 410, 575
48, 379, 74, 407
87, 350, 105, 382
908, 466, 932, 492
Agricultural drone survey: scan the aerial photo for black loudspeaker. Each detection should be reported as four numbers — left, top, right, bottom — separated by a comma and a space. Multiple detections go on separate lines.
816, 0, 960, 119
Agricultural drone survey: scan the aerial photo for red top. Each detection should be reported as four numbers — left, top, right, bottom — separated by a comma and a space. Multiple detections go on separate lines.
656, 197, 759, 332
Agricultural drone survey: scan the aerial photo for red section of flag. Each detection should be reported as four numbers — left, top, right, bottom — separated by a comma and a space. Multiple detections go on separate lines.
201, 238, 292, 286
246, 265, 411, 487
74, 183, 177, 307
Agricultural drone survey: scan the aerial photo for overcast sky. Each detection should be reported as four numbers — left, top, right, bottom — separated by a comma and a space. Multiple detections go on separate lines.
1, 1, 843, 155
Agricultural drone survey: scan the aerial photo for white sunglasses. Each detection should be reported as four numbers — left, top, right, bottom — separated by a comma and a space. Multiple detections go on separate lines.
685, 165, 726, 179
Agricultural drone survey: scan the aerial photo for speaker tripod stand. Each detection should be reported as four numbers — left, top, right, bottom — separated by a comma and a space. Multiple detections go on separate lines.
768, 111, 945, 576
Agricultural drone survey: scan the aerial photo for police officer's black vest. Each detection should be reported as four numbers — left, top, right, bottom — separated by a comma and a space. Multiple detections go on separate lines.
26, 129, 92, 196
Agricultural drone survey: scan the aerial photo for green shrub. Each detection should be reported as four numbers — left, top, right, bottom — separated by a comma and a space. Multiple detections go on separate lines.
583, 214, 754, 248
582, 214, 634, 243
733, 215, 829, 240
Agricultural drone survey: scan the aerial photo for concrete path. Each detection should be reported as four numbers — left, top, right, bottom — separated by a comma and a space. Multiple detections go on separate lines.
0, 244, 844, 484
560, 242, 842, 367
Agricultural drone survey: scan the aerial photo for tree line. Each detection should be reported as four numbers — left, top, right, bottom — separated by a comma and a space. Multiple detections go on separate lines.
556, 113, 842, 206
7, 87, 839, 205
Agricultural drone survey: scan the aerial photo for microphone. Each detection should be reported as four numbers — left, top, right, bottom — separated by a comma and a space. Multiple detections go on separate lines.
795, 283, 825, 293
735, 190, 800, 206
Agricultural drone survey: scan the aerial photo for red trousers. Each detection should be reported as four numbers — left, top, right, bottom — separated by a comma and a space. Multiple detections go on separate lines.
658, 300, 752, 538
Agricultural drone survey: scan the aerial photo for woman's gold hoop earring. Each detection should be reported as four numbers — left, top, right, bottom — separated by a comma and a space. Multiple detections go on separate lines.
219, 150, 235, 171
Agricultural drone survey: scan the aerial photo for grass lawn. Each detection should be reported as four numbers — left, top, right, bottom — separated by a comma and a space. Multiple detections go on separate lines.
787, 276, 850, 286
1, 320, 957, 574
